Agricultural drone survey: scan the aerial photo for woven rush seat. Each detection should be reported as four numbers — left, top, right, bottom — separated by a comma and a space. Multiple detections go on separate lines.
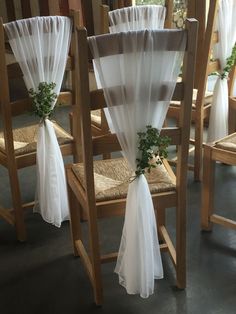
72, 157, 176, 202
215, 133, 236, 152
170, 89, 213, 108
0, 121, 73, 156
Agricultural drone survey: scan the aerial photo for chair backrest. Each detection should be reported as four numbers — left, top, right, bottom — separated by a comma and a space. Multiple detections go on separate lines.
0, 11, 79, 159
0, 0, 72, 22
79, 0, 132, 36
75, 19, 198, 195
100, 1, 173, 34
195, 0, 221, 108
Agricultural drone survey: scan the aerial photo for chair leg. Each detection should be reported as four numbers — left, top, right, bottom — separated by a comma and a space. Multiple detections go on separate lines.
67, 184, 83, 256
87, 205, 103, 305
201, 145, 215, 231
194, 108, 204, 181
8, 167, 26, 242
176, 195, 186, 289
67, 171, 103, 305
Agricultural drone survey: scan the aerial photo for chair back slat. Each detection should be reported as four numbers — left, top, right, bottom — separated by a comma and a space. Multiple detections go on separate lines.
80, 0, 94, 36
164, 0, 173, 29
90, 83, 185, 111
0, 0, 66, 22
5, 0, 16, 22
91, 30, 187, 58
59, 0, 70, 16
21, 0, 32, 19
92, 127, 182, 156
38, 0, 50, 15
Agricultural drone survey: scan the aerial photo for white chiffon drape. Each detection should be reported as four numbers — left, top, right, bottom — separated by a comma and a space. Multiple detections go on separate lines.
207, 0, 236, 142
96, 5, 167, 133
89, 30, 186, 297
5, 16, 72, 227
109, 5, 166, 33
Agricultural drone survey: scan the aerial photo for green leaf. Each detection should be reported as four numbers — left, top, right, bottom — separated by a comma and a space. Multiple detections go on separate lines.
134, 125, 170, 179
29, 82, 57, 120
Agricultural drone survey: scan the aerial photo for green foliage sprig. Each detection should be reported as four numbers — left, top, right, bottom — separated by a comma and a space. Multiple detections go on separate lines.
220, 43, 236, 79
211, 43, 236, 79
134, 125, 171, 178
29, 82, 57, 121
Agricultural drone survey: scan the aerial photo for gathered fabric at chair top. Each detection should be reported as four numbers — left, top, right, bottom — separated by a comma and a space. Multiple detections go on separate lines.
89, 29, 186, 298
108, 5, 166, 33
4, 16, 72, 227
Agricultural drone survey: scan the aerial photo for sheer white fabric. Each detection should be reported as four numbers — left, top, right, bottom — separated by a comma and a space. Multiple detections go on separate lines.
207, 0, 236, 142
109, 5, 166, 33
89, 30, 186, 297
5, 16, 72, 227
96, 5, 167, 133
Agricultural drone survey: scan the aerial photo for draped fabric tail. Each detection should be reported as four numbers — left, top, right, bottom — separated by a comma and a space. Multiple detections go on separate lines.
207, 78, 228, 142
34, 119, 69, 227
115, 175, 163, 298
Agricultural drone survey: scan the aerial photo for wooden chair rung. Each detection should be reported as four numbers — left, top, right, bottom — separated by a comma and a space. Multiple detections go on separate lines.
159, 225, 176, 267
159, 243, 169, 251
210, 214, 236, 230
101, 252, 118, 263
0, 206, 15, 225
75, 239, 94, 283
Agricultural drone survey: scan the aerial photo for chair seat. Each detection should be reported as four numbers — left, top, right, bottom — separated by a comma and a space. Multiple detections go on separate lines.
72, 157, 176, 202
0, 121, 73, 156
215, 133, 236, 152
170, 89, 213, 108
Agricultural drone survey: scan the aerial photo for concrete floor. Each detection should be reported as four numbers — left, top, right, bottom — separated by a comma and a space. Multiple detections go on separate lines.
1, 108, 236, 314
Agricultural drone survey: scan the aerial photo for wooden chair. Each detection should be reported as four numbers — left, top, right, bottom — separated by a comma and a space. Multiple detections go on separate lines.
168, 0, 223, 181
100, 0, 173, 34
0, 11, 81, 241
66, 19, 197, 305
201, 129, 236, 232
